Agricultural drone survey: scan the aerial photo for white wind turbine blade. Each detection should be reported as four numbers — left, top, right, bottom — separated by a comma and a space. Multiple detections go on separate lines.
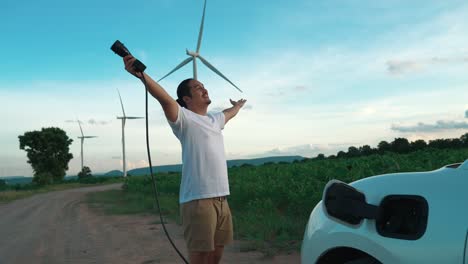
196, 0, 207, 53
83, 136, 97, 138
117, 89, 126, 117
77, 120, 84, 137
198, 55, 243, 93
125, 117, 144, 119
158, 57, 194, 82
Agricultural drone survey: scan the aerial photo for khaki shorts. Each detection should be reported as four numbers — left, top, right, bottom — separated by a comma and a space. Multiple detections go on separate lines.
181, 197, 233, 252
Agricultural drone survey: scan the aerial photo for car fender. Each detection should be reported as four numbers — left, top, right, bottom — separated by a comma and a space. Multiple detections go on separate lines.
302, 201, 398, 263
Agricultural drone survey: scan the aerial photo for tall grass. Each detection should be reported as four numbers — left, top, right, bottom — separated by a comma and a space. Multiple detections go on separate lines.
108, 148, 467, 253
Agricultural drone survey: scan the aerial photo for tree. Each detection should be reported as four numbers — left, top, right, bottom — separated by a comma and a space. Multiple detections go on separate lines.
377, 141, 391, 153
359, 145, 374, 156
78, 166, 93, 179
461, 133, 468, 147
410, 139, 427, 151
337, 151, 347, 158
450, 138, 463, 149
347, 146, 360, 157
0, 179, 7, 191
34, 172, 54, 185
19, 127, 73, 184
428, 139, 452, 149
391, 138, 411, 154
315, 153, 326, 160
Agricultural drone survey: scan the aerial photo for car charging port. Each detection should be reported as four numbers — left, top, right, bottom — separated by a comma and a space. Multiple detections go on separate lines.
376, 195, 428, 240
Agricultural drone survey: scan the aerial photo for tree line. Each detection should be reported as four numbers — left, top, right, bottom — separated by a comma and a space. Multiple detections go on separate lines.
310, 132, 468, 161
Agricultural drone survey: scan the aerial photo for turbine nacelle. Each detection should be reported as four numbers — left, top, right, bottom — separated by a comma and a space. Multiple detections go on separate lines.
158, 0, 243, 93
186, 50, 199, 57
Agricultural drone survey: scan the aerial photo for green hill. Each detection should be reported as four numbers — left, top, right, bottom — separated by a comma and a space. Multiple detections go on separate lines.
1, 176, 33, 185
126, 155, 305, 175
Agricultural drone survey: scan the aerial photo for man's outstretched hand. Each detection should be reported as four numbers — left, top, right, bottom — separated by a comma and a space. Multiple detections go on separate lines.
229, 98, 247, 109
223, 99, 247, 124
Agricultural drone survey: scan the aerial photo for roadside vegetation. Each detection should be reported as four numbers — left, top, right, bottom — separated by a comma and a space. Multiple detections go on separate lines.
6, 132, 468, 255
0, 176, 123, 203
86, 145, 468, 255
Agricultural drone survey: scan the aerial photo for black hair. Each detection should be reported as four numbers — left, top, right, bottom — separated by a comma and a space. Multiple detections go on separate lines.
176, 78, 194, 108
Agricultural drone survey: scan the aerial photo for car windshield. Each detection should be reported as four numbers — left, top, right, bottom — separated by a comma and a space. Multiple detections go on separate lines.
446, 163, 462, 169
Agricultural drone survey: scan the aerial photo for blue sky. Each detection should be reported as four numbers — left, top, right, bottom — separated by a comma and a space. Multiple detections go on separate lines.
1, 0, 468, 177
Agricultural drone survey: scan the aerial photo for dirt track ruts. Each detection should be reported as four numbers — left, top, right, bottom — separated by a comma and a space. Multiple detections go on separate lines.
0, 184, 300, 264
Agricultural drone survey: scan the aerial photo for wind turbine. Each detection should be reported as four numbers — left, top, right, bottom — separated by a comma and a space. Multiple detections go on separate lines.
158, 0, 243, 93
116, 89, 143, 177
77, 120, 97, 172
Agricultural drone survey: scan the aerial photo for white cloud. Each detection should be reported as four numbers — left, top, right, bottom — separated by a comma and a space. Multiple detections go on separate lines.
386, 60, 423, 75
87, 119, 111, 125
123, 159, 149, 170
246, 143, 357, 159
294, 85, 309, 92
386, 57, 468, 75
392, 120, 468, 133
209, 103, 253, 113
67, 119, 112, 125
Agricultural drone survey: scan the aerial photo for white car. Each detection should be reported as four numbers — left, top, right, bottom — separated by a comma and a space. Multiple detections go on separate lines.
301, 159, 468, 264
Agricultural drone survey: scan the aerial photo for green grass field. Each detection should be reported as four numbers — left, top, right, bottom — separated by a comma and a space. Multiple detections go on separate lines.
3, 148, 466, 254
85, 148, 468, 255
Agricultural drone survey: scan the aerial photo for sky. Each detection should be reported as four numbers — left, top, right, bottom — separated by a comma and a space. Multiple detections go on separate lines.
1, 0, 468, 177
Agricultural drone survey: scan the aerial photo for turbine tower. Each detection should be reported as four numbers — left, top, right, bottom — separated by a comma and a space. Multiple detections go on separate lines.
77, 120, 97, 172
158, 0, 243, 93
116, 89, 143, 177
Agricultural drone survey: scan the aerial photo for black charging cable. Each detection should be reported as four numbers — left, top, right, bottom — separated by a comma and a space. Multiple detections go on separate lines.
111, 40, 189, 264
140, 73, 189, 264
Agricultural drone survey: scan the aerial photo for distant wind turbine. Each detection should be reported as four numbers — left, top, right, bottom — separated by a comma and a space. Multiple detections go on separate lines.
158, 0, 242, 93
116, 89, 143, 177
77, 120, 97, 172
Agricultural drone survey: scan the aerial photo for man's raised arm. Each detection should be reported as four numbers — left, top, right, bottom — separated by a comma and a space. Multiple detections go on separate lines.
223, 99, 247, 125
124, 55, 179, 122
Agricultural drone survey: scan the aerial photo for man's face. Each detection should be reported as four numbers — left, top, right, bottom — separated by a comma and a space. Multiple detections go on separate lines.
187, 80, 211, 106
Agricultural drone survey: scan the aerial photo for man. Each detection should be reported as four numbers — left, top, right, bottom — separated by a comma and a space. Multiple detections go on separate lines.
123, 55, 246, 264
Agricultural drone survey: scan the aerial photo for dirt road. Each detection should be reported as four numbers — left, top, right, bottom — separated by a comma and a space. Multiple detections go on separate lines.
0, 184, 299, 264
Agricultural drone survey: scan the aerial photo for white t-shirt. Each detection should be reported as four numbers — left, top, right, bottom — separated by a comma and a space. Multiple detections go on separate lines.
168, 106, 230, 203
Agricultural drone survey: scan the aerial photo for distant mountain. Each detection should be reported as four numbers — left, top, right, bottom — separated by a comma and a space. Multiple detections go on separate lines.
227, 155, 304, 167
125, 155, 305, 176
103, 170, 124, 177
1, 176, 33, 185
0, 156, 305, 184
127, 164, 183, 176
1, 176, 26, 180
